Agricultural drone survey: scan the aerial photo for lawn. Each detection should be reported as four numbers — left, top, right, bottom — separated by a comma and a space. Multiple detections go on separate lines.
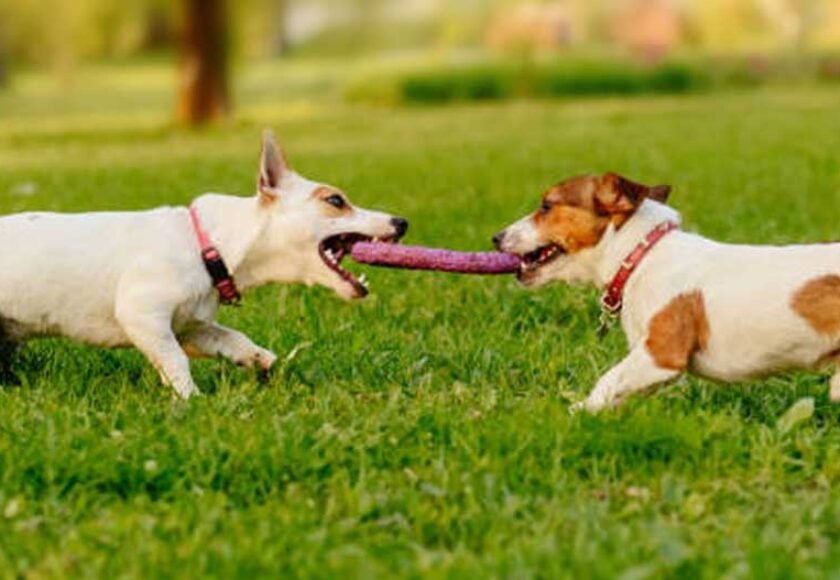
2, 61, 840, 578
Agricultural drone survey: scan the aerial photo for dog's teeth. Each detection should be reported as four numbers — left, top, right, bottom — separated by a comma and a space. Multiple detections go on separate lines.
359, 274, 367, 285
373, 237, 381, 243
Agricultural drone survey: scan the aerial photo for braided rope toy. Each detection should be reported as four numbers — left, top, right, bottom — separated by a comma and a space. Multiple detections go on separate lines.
351, 242, 521, 275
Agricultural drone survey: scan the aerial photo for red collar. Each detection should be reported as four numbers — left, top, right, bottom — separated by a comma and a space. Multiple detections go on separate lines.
600, 221, 678, 315
189, 205, 241, 306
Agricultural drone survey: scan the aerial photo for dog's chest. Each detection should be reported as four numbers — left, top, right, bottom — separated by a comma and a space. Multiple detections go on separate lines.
172, 292, 219, 334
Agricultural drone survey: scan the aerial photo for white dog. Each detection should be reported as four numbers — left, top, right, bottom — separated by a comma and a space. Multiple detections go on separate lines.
0, 131, 407, 399
494, 172, 840, 412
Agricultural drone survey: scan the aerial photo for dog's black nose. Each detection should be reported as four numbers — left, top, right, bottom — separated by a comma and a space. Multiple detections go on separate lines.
492, 231, 505, 250
391, 217, 408, 238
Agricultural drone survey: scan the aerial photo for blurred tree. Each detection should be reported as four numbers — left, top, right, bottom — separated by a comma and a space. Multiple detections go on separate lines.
0, 1, 20, 87
238, 0, 289, 57
0, 45, 6, 89
0, 24, 6, 88
811, 0, 840, 51
0, 0, 176, 77
692, 0, 774, 52
177, 0, 230, 126
141, 2, 176, 51
787, 0, 828, 51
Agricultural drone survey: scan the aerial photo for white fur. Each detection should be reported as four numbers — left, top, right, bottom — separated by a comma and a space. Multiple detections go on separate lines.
499, 200, 840, 411
0, 132, 403, 399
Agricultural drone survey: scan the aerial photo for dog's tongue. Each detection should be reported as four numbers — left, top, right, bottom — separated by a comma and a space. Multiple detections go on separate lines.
350, 242, 521, 274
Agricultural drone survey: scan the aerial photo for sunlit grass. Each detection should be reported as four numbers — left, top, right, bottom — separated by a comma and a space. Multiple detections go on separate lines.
1, 61, 840, 577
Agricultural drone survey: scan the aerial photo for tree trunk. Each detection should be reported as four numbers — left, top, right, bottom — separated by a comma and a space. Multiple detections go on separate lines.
177, 0, 230, 126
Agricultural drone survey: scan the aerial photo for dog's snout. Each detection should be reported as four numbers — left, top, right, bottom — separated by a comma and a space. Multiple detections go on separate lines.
391, 217, 409, 239
492, 231, 506, 251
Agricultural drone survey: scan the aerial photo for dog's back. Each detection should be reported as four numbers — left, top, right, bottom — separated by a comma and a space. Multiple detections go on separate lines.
624, 231, 840, 380
0, 208, 195, 345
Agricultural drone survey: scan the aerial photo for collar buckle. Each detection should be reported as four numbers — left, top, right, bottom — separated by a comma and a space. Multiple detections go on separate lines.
600, 293, 622, 315
598, 293, 622, 339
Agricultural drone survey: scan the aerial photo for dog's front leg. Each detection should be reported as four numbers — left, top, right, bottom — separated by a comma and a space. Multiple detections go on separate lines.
573, 347, 680, 413
116, 298, 199, 400
180, 323, 277, 377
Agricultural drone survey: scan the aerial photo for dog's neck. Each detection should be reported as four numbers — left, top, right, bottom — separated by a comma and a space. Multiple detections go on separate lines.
592, 200, 682, 288
190, 194, 269, 290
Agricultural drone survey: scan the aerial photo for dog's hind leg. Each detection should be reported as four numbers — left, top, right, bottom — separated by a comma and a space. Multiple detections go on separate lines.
572, 346, 680, 413
180, 323, 277, 377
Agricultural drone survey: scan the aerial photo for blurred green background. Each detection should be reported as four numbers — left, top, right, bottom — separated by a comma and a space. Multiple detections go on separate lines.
2, 0, 839, 116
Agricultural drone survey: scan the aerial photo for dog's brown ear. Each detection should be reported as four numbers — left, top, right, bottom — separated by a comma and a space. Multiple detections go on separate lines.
649, 184, 672, 203
258, 130, 288, 203
597, 173, 669, 214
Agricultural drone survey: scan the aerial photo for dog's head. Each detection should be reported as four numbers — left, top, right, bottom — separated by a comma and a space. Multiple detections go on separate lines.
493, 173, 670, 287
251, 130, 407, 300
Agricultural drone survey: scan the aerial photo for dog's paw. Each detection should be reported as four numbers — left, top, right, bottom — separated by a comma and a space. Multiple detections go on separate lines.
569, 394, 609, 414
252, 348, 278, 383
173, 383, 201, 401
255, 348, 277, 370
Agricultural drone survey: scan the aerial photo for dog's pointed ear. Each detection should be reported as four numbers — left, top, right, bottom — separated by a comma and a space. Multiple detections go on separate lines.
258, 129, 287, 202
649, 184, 672, 203
597, 173, 670, 214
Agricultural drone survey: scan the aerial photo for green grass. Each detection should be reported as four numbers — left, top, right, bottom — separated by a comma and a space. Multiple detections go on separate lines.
2, 61, 840, 578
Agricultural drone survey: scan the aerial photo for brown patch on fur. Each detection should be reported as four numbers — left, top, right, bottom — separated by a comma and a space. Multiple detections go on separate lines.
535, 203, 609, 252
312, 186, 352, 216
258, 193, 276, 207
532, 176, 609, 253
257, 190, 280, 206
791, 275, 840, 335
646, 291, 710, 371
182, 344, 208, 359
532, 173, 671, 253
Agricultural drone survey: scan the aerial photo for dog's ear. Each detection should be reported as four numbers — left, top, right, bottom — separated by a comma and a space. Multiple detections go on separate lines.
258, 129, 288, 202
597, 173, 670, 214
649, 184, 672, 203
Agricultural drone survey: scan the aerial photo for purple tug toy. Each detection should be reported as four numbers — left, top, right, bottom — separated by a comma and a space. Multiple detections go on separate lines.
351, 242, 521, 275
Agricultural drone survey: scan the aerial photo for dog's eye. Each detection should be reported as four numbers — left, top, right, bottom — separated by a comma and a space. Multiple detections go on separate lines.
540, 200, 552, 214
325, 195, 347, 209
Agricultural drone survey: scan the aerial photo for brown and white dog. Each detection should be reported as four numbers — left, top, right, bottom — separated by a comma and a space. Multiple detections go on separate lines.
494, 172, 840, 412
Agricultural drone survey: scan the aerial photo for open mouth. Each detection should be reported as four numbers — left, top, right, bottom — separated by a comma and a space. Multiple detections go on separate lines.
319, 232, 400, 298
519, 243, 565, 276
